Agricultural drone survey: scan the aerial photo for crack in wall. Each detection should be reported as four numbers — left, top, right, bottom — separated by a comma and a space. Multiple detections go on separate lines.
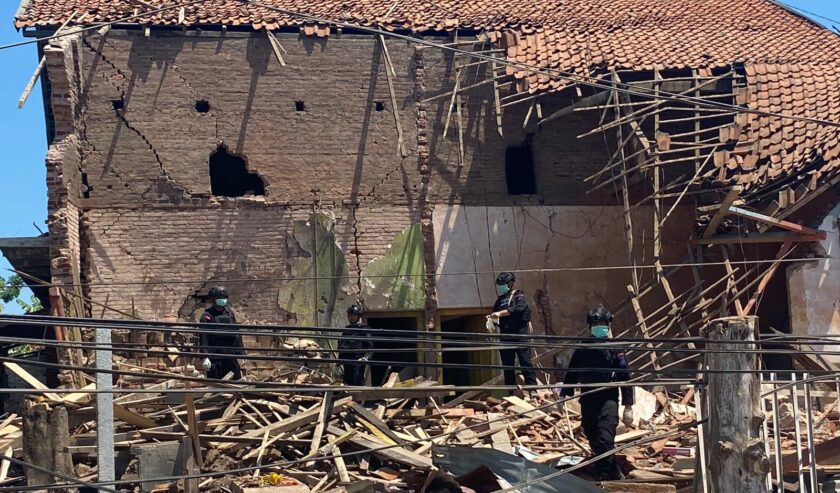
350, 204, 364, 300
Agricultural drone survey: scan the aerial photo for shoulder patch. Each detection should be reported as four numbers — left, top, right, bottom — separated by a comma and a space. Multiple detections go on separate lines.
201, 313, 212, 322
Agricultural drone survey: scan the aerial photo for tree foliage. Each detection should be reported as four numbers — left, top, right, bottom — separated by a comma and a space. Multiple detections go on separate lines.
0, 275, 43, 314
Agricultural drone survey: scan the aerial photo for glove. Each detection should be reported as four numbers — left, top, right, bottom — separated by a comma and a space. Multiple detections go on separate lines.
201, 358, 212, 372
622, 407, 634, 427
485, 318, 498, 333
359, 356, 369, 362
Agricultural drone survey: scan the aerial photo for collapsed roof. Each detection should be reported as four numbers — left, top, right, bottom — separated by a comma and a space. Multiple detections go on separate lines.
14, 0, 840, 208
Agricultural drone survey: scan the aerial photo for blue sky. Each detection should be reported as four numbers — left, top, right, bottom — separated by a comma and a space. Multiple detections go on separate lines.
0, 0, 838, 313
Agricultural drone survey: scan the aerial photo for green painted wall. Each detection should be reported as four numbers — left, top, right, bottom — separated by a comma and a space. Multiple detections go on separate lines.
277, 212, 353, 328
361, 223, 425, 311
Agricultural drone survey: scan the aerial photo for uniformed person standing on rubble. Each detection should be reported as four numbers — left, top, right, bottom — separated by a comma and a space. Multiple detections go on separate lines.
338, 304, 373, 386
199, 286, 244, 380
487, 272, 537, 394
560, 304, 634, 481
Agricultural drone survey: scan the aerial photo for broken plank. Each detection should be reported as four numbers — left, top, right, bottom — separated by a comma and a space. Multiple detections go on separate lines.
113, 404, 158, 429
218, 397, 351, 450
328, 425, 432, 468
3, 362, 62, 402
349, 401, 405, 445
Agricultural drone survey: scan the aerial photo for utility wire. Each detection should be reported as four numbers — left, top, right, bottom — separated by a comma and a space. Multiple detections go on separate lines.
6, 256, 835, 288
2, 333, 839, 359
2, 312, 831, 346
772, 0, 840, 28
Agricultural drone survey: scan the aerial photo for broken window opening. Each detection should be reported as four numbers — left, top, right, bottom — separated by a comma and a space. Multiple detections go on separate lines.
505, 141, 537, 195
111, 99, 124, 111
195, 100, 210, 113
209, 144, 266, 197
295, 100, 306, 112
375, 101, 386, 112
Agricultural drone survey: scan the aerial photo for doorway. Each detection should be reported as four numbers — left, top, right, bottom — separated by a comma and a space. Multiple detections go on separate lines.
366, 314, 421, 386
441, 313, 496, 388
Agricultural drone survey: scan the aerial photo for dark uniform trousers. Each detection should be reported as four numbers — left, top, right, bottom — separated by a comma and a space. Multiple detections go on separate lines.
338, 323, 371, 386
499, 333, 537, 387
580, 397, 620, 478
201, 308, 242, 380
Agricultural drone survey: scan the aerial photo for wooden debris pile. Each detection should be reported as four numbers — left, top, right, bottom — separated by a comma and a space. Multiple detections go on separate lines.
4, 361, 840, 493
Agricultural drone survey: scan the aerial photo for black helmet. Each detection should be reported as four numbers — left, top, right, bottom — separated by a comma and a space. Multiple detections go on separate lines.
495, 272, 516, 285
347, 304, 364, 316
587, 304, 613, 325
208, 286, 228, 298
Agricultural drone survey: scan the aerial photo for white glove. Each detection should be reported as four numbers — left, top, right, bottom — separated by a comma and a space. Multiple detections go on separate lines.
359, 356, 369, 362
202, 358, 212, 372
622, 407, 634, 427
485, 317, 498, 333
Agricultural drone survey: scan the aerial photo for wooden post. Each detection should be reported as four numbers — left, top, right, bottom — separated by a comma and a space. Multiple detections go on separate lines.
701, 317, 770, 493
22, 401, 73, 488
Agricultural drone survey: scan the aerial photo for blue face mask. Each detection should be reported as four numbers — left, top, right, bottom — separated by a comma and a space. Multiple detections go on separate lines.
591, 325, 610, 338
498, 284, 510, 295
215, 298, 228, 307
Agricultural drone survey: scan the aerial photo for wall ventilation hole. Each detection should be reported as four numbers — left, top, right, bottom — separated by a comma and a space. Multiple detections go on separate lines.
209, 144, 266, 197
375, 101, 386, 112
295, 100, 306, 112
195, 100, 210, 113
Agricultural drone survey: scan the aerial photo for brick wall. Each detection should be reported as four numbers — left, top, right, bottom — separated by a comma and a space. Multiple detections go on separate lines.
40, 29, 685, 342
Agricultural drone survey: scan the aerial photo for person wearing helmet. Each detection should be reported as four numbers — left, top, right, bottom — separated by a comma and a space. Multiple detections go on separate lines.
338, 304, 373, 386
560, 304, 634, 481
488, 272, 537, 394
199, 286, 244, 380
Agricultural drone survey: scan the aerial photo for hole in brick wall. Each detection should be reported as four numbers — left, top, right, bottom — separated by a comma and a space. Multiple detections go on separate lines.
81, 172, 91, 199
295, 100, 306, 112
209, 144, 266, 197
195, 100, 210, 113
375, 101, 386, 112
111, 99, 124, 111
505, 140, 536, 195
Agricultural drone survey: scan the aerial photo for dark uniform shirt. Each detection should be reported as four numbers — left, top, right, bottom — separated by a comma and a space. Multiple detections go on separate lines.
492, 290, 531, 334
338, 322, 373, 359
200, 307, 242, 354
561, 347, 634, 405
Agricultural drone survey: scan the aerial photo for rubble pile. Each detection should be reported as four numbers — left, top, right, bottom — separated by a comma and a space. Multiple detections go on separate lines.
1, 361, 840, 493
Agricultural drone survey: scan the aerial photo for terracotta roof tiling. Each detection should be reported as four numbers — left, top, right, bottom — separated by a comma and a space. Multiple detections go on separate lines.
15, 0, 840, 200
15, 0, 840, 78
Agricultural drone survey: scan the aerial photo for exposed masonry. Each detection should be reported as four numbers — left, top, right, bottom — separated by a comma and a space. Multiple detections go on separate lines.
41, 30, 661, 370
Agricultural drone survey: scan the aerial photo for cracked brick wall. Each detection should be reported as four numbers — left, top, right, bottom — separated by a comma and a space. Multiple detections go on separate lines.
42, 29, 683, 347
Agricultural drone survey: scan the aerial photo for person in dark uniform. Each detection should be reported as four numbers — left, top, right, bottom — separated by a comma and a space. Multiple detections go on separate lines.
488, 272, 537, 394
338, 304, 372, 386
199, 286, 244, 380
561, 304, 634, 481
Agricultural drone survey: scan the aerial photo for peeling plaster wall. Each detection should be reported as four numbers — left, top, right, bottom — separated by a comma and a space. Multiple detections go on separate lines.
788, 203, 840, 363
434, 205, 693, 336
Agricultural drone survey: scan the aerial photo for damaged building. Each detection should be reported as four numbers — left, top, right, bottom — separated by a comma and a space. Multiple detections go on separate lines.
3, 0, 840, 384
